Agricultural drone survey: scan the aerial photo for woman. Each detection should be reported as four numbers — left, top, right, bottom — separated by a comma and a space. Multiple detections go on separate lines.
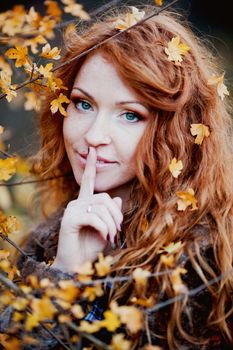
12, 5, 233, 349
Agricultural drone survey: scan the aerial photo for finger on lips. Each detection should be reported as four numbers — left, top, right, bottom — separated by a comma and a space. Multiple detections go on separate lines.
79, 147, 97, 198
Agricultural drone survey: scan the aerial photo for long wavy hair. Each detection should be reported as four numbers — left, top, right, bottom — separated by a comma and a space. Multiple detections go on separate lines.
32, 6, 233, 348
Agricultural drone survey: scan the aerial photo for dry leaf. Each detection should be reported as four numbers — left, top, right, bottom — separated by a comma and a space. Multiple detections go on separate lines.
132, 267, 150, 288
24, 91, 41, 111
208, 73, 229, 100
176, 188, 198, 211
155, 0, 163, 5
0, 71, 17, 102
170, 267, 187, 294
158, 241, 184, 255
115, 7, 145, 31
168, 158, 183, 178
111, 333, 132, 350
190, 123, 210, 145
40, 43, 61, 60
95, 252, 113, 277
50, 93, 70, 116
101, 310, 121, 332
5, 46, 30, 68
165, 36, 190, 65
110, 301, 142, 333
39, 63, 53, 78
0, 157, 17, 181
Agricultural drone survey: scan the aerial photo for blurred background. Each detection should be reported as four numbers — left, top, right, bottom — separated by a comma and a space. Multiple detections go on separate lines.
0, 0, 232, 251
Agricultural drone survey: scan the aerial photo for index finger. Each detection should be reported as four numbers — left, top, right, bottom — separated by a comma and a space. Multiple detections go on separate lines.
79, 147, 97, 198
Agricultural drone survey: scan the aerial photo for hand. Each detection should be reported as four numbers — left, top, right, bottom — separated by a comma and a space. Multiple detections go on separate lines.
51, 147, 123, 273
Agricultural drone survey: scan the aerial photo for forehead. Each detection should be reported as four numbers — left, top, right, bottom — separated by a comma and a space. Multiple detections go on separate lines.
72, 52, 140, 101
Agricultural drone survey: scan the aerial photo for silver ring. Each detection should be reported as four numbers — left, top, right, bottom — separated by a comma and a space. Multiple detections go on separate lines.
87, 205, 92, 213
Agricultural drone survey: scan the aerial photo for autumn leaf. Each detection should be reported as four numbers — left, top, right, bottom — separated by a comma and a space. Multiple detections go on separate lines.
46, 77, 68, 92
132, 267, 150, 288
168, 158, 183, 178
95, 252, 113, 277
0, 71, 17, 102
30, 296, 57, 324
111, 333, 132, 350
79, 320, 102, 333
24, 35, 47, 54
170, 267, 188, 294
0, 212, 20, 235
165, 36, 190, 65
110, 301, 142, 333
0, 249, 10, 260
39, 63, 54, 78
62, 0, 90, 20
159, 254, 175, 267
75, 260, 94, 276
39, 17, 56, 39
190, 123, 210, 145
50, 93, 70, 116
158, 241, 184, 255
0, 126, 4, 135
207, 73, 229, 100
101, 310, 121, 332
5, 46, 30, 68
115, 7, 145, 31
24, 91, 41, 111
71, 304, 85, 319
82, 284, 103, 302
0, 56, 13, 76
176, 188, 198, 211
45, 0, 62, 21
0, 157, 17, 181
40, 43, 61, 60
155, 0, 163, 5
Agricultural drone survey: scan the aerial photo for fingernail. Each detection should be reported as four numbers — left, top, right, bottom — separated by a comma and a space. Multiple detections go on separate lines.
117, 224, 121, 231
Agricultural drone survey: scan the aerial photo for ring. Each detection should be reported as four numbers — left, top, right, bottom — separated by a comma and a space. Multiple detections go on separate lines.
87, 205, 92, 213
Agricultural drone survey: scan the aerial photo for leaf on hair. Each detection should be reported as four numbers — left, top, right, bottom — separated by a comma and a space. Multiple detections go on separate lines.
176, 188, 198, 211
164, 36, 190, 66
114, 7, 145, 31
190, 123, 210, 145
207, 73, 229, 100
168, 157, 183, 178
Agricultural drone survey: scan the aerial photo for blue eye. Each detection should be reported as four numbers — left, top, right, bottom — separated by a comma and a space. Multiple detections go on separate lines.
74, 99, 92, 111
123, 112, 141, 123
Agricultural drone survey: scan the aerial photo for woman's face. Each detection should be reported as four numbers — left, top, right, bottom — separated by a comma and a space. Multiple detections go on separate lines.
63, 52, 150, 194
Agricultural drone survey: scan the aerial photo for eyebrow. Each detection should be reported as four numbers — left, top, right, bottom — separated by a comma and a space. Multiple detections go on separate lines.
72, 87, 148, 108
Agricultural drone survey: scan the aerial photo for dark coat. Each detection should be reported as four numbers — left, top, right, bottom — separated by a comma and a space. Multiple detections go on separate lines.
0, 209, 232, 350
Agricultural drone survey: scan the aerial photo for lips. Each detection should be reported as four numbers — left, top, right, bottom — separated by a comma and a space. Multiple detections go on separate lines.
79, 153, 115, 163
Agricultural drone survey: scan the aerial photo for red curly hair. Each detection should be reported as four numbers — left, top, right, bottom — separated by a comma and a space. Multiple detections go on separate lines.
32, 6, 233, 348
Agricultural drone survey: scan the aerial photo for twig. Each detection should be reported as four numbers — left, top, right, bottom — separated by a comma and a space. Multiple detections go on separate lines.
68, 322, 112, 350
0, 233, 29, 257
146, 269, 233, 314
0, 272, 72, 350
0, 0, 179, 100
0, 173, 72, 187
0, 149, 15, 159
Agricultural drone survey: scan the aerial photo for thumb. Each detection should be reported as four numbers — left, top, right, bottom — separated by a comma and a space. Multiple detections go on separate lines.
113, 197, 122, 210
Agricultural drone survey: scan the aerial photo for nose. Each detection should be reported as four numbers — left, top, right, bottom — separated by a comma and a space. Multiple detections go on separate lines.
84, 115, 111, 147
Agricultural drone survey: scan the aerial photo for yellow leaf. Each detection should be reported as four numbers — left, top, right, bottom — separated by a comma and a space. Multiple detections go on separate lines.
158, 241, 184, 255
24, 35, 47, 54
40, 43, 61, 60
39, 17, 56, 39
58, 314, 72, 323
170, 267, 187, 294
75, 260, 94, 276
111, 333, 132, 350
159, 254, 175, 267
39, 63, 54, 78
0, 157, 17, 181
24, 91, 41, 112
132, 267, 150, 288
115, 7, 145, 31
30, 296, 57, 322
12, 297, 29, 311
0, 71, 17, 102
25, 313, 40, 331
82, 284, 103, 302
45, 0, 62, 21
46, 77, 68, 92
95, 252, 113, 277
176, 188, 198, 211
0, 336, 20, 350
110, 301, 142, 333
0, 126, 4, 134
164, 36, 190, 65
131, 295, 155, 308
5, 46, 30, 68
0, 249, 10, 260
168, 158, 183, 178
190, 123, 210, 145
207, 73, 229, 100
0, 56, 13, 76
101, 310, 120, 332
50, 93, 70, 116
63, 1, 90, 20
71, 304, 85, 319
79, 320, 102, 333
155, 0, 163, 5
